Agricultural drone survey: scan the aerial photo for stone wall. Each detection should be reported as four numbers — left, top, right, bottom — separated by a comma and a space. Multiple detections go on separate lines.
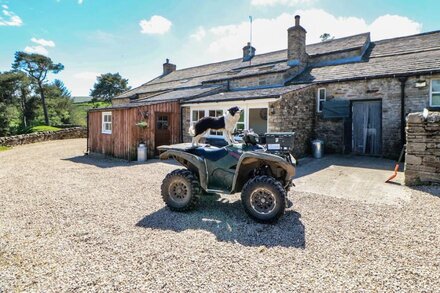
228, 72, 286, 89
314, 74, 438, 158
182, 106, 192, 143
268, 86, 316, 157
404, 111, 440, 185
0, 127, 87, 147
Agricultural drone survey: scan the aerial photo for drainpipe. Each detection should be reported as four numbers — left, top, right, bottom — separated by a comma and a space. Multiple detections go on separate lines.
180, 105, 184, 143
398, 76, 408, 147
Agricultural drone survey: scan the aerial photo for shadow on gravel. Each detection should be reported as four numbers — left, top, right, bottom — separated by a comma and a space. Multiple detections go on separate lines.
136, 195, 305, 248
63, 155, 178, 169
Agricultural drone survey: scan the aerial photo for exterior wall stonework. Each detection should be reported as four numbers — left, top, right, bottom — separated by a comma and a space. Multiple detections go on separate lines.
314, 74, 439, 158
229, 72, 286, 89
0, 127, 87, 147
182, 106, 191, 143
268, 86, 316, 157
405, 111, 440, 185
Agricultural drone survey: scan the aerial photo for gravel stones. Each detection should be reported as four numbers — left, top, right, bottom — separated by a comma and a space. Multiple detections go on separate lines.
1, 139, 439, 291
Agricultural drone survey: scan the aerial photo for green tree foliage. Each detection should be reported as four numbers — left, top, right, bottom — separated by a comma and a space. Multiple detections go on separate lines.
90, 72, 130, 102
33, 80, 73, 126
0, 71, 33, 136
12, 52, 64, 125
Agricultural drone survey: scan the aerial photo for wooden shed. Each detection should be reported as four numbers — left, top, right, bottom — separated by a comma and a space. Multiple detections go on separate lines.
87, 101, 181, 160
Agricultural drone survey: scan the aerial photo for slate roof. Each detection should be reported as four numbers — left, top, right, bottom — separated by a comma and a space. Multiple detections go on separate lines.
102, 86, 222, 109
182, 84, 312, 104
290, 31, 440, 84
115, 33, 370, 99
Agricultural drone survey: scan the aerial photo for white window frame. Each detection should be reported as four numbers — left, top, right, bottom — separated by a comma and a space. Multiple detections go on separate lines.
187, 99, 273, 139
101, 111, 112, 134
430, 79, 440, 107
317, 88, 326, 113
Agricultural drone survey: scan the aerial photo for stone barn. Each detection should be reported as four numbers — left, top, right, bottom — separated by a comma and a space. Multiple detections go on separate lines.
88, 15, 440, 160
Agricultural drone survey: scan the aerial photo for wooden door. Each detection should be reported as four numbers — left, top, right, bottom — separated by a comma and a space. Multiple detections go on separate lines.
155, 112, 171, 152
352, 100, 382, 155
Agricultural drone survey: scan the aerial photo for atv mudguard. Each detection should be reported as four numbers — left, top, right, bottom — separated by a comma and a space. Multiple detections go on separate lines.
231, 152, 295, 193
159, 149, 209, 190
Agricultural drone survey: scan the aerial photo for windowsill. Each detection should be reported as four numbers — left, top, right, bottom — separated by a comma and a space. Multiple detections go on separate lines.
102, 131, 112, 135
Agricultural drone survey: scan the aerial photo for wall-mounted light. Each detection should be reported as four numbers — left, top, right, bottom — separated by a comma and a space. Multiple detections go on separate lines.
415, 80, 427, 88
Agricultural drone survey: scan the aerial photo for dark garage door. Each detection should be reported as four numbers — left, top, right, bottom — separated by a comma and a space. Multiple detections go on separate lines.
352, 100, 382, 155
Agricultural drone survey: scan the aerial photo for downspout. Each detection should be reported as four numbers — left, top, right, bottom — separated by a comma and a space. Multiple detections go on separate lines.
180, 105, 184, 143
398, 76, 408, 147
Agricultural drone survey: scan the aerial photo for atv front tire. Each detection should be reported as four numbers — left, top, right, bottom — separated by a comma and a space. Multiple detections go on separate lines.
161, 169, 200, 211
241, 176, 286, 223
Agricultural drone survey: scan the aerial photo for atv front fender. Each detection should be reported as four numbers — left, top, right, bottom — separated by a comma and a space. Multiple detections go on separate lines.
231, 152, 295, 193
159, 150, 208, 190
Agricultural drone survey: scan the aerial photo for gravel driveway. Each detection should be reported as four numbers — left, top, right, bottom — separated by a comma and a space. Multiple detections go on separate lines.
1, 139, 439, 292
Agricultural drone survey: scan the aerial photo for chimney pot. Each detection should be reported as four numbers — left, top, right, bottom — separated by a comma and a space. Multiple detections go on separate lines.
163, 58, 176, 76
242, 42, 256, 62
295, 15, 300, 26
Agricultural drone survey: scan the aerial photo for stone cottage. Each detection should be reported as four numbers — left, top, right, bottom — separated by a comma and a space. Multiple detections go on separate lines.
88, 15, 440, 159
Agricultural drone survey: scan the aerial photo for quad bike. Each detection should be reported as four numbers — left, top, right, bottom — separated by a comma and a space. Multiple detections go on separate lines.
157, 132, 296, 223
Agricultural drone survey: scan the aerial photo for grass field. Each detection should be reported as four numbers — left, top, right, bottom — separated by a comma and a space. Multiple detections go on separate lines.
0, 146, 11, 152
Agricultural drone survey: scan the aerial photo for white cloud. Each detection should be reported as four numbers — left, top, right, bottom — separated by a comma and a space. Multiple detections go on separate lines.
0, 5, 23, 26
139, 15, 172, 35
190, 26, 206, 41
24, 45, 49, 56
185, 9, 422, 63
73, 71, 99, 81
31, 38, 56, 47
251, 0, 314, 6
78, 0, 84, 4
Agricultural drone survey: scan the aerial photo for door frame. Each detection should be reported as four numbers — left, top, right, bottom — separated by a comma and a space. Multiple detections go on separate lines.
154, 112, 172, 153
348, 99, 383, 156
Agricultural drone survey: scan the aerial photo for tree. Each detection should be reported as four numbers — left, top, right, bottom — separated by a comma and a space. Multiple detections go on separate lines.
90, 73, 130, 102
320, 33, 334, 42
12, 52, 64, 125
0, 71, 32, 134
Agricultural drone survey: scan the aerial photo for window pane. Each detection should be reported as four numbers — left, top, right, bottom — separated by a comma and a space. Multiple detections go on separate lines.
319, 101, 324, 111
236, 123, 245, 131
432, 80, 440, 92
319, 89, 326, 98
432, 93, 440, 106
238, 111, 244, 122
192, 110, 198, 121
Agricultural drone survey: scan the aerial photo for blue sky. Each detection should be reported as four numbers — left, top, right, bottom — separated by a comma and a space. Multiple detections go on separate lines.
1, 0, 439, 96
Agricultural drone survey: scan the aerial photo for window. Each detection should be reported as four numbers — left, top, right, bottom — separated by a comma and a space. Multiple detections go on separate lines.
156, 115, 169, 130
209, 110, 224, 135
430, 80, 440, 107
102, 112, 112, 134
191, 110, 205, 126
317, 88, 326, 112
235, 110, 245, 133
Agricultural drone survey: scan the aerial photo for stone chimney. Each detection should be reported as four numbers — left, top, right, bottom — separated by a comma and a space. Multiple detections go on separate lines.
163, 58, 176, 76
242, 42, 256, 62
287, 15, 308, 67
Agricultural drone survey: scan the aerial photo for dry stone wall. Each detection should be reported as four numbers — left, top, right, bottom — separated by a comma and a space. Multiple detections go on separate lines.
405, 111, 440, 185
0, 127, 87, 147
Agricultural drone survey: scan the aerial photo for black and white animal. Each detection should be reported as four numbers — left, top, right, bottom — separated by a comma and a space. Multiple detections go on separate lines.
189, 106, 242, 146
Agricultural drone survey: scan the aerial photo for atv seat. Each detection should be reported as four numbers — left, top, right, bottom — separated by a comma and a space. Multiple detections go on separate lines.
192, 147, 228, 162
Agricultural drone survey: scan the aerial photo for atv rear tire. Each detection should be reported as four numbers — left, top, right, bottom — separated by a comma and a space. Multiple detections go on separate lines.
161, 169, 200, 212
241, 176, 286, 223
